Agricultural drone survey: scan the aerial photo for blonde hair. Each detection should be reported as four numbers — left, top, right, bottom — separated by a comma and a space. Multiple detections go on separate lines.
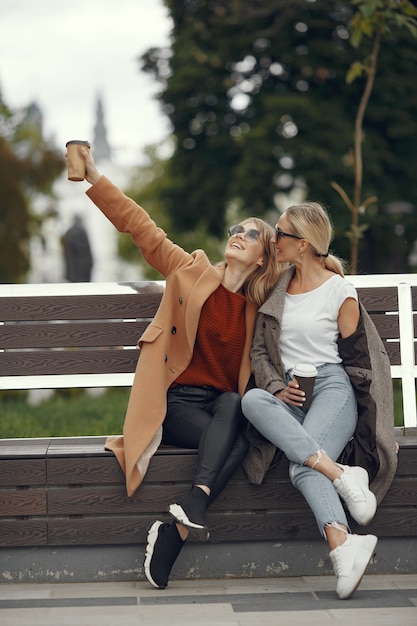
220, 217, 283, 307
284, 202, 346, 277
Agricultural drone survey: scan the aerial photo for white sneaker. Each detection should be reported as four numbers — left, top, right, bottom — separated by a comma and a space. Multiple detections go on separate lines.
333, 465, 377, 525
330, 533, 378, 599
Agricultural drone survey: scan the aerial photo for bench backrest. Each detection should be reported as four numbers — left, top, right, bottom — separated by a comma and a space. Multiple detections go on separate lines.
0, 274, 416, 428
0, 281, 163, 390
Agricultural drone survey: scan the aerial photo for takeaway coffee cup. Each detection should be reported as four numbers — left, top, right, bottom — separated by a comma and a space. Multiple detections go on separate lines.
292, 363, 317, 411
66, 140, 90, 181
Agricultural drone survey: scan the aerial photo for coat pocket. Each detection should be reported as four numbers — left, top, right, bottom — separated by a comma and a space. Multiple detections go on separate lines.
138, 323, 164, 348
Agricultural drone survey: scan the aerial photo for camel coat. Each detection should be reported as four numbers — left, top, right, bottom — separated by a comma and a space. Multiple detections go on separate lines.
86, 177, 258, 496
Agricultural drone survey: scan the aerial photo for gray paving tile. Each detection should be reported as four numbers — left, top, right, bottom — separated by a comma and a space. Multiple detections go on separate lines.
0, 596, 137, 609
140, 588, 415, 612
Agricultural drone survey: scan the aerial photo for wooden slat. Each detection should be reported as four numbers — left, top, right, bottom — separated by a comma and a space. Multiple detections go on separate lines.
0, 459, 46, 486
395, 447, 417, 475
411, 285, 417, 309
356, 287, 398, 312
46, 505, 417, 546
0, 520, 47, 547
383, 343, 401, 366
0, 320, 147, 350
0, 348, 140, 377
46, 481, 307, 516
47, 453, 198, 485
0, 292, 162, 322
378, 478, 417, 506
47, 456, 125, 485
0, 491, 47, 516
368, 313, 399, 340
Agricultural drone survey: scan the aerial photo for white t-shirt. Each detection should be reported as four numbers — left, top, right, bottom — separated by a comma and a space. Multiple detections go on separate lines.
280, 274, 358, 373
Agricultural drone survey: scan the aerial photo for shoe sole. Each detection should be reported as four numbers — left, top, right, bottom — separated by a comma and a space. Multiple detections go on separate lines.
357, 490, 377, 525
356, 467, 377, 525
338, 535, 378, 600
144, 521, 166, 589
168, 503, 210, 542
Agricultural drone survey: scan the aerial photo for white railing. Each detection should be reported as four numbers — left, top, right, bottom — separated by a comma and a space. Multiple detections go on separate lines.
349, 274, 417, 429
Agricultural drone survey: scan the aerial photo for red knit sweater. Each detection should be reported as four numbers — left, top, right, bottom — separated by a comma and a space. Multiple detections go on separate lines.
174, 284, 246, 392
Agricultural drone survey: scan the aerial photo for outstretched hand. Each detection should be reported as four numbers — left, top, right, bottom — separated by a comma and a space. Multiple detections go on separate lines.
81, 148, 102, 185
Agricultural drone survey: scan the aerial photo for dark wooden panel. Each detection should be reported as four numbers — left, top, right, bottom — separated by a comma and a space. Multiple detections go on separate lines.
411, 286, 417, 309
0, 491, 46, 516
47, 453, 199, 485
48, 505, 417, 546
0, 520, 47, 547
378, 478, 417, 506
0, 292, 162, 322
47, 484, 183, 515
47, 456, 125, 485
350, 508, 417, 538
356, 287, 398, 312
368, 314, 399, 340
46, 481, 306, 516
0, 320, 148, 350
383, 343, 401, 366
47, 510, 321, 545
48, 516, 147, 545
0, 348, 140, 376
0, 459, 46, 485
395, 447, 417, 475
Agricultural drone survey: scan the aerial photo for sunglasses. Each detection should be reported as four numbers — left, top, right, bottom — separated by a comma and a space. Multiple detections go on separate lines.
228, 224, 261, 242
275, 227, 303, 241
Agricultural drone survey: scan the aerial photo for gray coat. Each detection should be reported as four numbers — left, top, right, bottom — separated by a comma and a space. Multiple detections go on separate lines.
243, 266, 398, 504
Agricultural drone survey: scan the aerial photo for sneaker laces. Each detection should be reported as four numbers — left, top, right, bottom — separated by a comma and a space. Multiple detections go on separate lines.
337, 475, 364, 503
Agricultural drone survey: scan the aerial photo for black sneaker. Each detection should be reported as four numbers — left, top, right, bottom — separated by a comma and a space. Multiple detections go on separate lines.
144, 520, 185, 589
168, 486, 209, 542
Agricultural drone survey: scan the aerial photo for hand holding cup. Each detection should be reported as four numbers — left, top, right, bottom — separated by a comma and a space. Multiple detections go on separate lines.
292, 363, 317, 411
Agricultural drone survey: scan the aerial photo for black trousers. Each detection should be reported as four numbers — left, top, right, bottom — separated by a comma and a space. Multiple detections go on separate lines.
163, 385, 249, 503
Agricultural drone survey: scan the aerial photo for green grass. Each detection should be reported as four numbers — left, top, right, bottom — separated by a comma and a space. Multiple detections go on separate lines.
0, 382, 405, 439
0, 388, 129, 439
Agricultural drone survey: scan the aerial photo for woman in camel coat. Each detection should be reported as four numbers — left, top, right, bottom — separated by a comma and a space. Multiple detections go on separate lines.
78, 148, 282, 589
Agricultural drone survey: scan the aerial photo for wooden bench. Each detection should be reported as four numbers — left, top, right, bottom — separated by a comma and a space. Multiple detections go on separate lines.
0, 277, 416, 584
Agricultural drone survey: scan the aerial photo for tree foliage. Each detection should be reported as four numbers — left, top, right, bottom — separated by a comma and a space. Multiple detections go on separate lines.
0, 96, 65, 283
134, 0, 417, 273
332, 0, 417, 272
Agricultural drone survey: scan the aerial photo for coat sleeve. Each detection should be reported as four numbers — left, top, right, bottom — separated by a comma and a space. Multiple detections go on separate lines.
337, 304, 398, 503
251, 313, 286, 396
337, 309, 380, 481
86, 176, 193, 277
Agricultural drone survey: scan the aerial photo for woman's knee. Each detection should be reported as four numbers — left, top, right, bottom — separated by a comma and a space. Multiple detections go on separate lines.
241, 388, 270, 422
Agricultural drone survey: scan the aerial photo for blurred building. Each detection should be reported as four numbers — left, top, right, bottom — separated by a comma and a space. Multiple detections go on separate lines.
28, 95, 141, 284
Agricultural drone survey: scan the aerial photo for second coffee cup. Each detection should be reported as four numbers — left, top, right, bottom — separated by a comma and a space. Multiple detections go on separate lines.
292, 363, 317, 411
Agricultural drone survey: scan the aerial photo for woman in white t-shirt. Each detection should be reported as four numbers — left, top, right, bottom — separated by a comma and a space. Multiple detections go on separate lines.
242, 202, 378, 600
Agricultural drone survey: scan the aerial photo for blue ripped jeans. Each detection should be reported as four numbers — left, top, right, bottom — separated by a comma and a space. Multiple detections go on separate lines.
241, 363, 357, 538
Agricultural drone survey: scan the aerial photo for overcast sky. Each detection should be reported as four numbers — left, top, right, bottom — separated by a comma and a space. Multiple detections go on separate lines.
0, 0, 172, 166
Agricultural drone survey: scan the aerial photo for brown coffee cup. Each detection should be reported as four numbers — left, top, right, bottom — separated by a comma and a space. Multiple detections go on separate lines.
66, 140, 90, 181
292, 363, 317, 411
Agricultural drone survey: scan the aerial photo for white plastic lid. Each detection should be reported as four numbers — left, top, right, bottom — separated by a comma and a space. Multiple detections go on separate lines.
293, 363, 317, 377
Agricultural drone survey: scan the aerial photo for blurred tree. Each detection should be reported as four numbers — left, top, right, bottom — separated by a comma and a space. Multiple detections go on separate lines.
0, 95, 64, 283
134, 0, 417, 273
331, 0, 417, 272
